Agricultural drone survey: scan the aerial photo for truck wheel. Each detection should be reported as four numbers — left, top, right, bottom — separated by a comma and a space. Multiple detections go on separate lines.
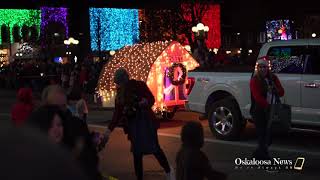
208, 98, 243, 140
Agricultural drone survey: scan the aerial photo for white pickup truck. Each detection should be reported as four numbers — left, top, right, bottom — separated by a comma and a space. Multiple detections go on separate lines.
186, 39, 320, 140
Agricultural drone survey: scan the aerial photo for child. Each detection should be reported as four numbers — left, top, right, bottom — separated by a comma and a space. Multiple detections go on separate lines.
176, 121, 227, 180
11, 88, 34, 127
76, 92, 89, 122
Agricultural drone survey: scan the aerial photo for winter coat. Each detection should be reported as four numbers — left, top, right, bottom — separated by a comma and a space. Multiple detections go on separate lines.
108, 79, 161, 154
11, 88, 34, 126
250, 73, 284, 111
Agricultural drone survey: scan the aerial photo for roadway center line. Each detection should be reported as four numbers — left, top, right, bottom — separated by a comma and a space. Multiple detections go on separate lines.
89, 124, 320, 157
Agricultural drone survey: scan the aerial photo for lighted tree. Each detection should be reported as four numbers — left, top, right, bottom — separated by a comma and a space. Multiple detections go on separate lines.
172, 0, 211, 50
0, 9, 41, 44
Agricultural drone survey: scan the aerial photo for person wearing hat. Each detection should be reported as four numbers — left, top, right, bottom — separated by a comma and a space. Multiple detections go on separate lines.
250, 58, 284, 160
104, 68, 174, 180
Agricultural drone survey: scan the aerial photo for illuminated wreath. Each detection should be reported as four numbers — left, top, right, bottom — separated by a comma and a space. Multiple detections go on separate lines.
167, 63, 187, 86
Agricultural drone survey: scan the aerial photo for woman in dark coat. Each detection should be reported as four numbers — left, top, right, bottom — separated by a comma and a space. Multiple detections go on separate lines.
250, 58, 284, 160
107, 68, 173, 180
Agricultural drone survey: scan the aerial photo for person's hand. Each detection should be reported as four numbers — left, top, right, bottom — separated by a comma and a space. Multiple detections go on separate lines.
104, 128, 111, 137
97, 130, 111, 152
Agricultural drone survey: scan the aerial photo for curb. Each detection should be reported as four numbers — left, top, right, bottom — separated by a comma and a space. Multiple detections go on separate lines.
88, 105, 114, 111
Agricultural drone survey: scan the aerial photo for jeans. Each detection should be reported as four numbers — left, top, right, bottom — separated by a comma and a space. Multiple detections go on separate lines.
133, 148, 170, 180
252, 109, 272, 160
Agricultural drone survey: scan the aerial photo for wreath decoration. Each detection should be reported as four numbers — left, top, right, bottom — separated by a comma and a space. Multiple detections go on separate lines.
167, 63, 187, 86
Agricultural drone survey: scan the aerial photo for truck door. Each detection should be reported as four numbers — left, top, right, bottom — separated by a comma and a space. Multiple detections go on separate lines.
301, 45, 320, 124
267, 46, 304, 121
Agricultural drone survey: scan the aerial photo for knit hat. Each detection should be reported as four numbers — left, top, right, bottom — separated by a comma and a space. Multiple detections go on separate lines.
114, 68, 129, 85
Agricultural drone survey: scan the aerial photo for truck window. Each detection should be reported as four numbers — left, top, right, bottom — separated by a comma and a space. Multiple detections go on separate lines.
303, 46, 320, 75
267, 46, 305, 74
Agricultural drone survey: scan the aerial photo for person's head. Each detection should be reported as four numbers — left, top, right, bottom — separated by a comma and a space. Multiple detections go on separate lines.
255, 58, 269, 78
181, 121, 204, 149
17, 87, 33, 104
28, 105, 65, 144
114, 68, 129, 87
68, 87, 82, 101
42, 85, 67, 111
0, 124, 89, 180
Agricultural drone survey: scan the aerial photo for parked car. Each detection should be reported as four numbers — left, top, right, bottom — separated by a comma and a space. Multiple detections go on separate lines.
186, 39, 320, 140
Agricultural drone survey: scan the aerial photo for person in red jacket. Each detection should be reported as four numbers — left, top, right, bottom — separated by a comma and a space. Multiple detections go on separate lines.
250, 58, 284, 160
11, 87, 34, 127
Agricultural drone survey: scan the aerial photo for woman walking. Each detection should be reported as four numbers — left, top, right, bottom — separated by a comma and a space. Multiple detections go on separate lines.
105, 68, 174, 180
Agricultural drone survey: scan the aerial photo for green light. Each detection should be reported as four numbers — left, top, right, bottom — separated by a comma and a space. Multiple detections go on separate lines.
0, 9, 41, 43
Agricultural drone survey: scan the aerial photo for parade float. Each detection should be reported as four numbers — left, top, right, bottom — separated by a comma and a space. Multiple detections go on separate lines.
96, 41, 199, 118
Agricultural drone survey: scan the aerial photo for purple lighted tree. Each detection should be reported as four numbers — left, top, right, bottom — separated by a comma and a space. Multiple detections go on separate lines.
40, 7, 69, 43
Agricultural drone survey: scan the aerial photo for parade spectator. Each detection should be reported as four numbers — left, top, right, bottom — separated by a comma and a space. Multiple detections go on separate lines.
77, 91, 89, 122
27, 105, 65, 145
67, 86, 88, 122
250, 58, 284, 160
105, 68, 174, 180
69, 69, 78, 91
11, 87, 34, 127
79, 65, 89, 91
0, 122, 89, 180
215, 49, 227, 67
176, 121, 227, 180
61, 70, 70, 89
41, 85, 102, 180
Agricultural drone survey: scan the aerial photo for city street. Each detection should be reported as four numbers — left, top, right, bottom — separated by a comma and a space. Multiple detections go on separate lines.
1, 89, 320, 179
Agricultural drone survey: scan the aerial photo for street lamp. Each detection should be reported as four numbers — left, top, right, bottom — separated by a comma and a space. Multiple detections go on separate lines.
64, 37, 79, 45
312, 33, 317, 38
192, 23, 209, 40
64, 37, 79, 63
109, 50, 116, 56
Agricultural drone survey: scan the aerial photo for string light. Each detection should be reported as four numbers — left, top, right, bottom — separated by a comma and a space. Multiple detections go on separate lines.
40, 7, 69, 40
97, 41, 199, 112
89, 8, 139, 51
0, 9, 41, 43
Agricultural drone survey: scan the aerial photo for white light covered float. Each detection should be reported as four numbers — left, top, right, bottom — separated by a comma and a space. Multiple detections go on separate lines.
96, 41, 199, 113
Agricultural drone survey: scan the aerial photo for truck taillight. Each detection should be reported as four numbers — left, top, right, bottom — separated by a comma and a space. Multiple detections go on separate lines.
185, 77, 195, 95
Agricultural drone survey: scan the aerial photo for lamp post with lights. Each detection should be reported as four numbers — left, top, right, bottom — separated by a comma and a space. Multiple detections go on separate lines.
191, 23, 209, 68
64, 37, 79, 63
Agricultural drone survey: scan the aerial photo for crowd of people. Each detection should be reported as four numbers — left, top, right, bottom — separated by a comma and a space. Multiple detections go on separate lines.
6, 67, 228, 180
0, 58, 105, 95
9, 85, 102, 180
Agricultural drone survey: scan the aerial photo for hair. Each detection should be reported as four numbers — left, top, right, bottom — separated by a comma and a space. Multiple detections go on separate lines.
41, 85, 66, 105
17, 87, 33, 104
27, 105, 66, 133
68, 86, 82, 101
114, 68, 129, 85
0, 125, 88, 180
180, 121, 204, 149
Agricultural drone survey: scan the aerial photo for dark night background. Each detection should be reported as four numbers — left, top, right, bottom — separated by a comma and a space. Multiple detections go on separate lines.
1, 0, 320, 58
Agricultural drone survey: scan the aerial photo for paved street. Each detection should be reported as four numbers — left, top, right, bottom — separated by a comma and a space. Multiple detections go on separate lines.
1, 88, 320, 179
